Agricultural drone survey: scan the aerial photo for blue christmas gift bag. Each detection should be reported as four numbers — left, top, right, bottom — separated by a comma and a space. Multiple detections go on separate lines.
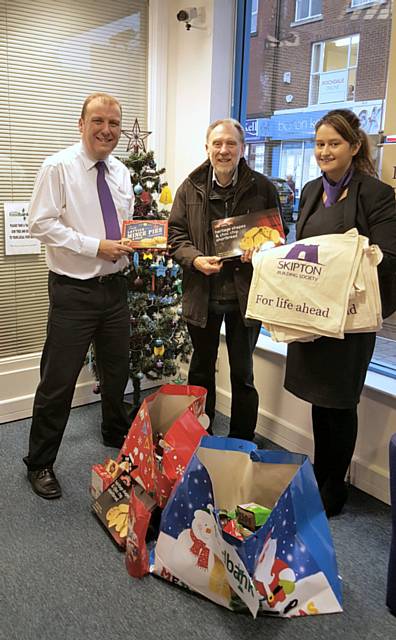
151, 436, 342, 618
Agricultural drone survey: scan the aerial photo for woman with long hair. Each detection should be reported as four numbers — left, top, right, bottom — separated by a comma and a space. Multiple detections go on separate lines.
284, 109, 396, 517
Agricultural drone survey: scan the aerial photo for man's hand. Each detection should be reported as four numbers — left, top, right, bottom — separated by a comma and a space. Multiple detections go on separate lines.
193, 255, 223, 276
97, 239, 134, 262
240, 248, 255, 263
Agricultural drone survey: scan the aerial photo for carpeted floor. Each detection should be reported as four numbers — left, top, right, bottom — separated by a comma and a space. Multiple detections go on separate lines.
0, 394, 395, 640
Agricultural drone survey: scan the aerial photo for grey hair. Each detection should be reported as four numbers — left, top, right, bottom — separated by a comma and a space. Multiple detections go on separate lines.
206, 118, 245, 144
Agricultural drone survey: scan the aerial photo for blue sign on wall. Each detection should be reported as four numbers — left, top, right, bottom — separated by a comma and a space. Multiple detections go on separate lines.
245, 117, 271, 141
246, 110, 326, 142
246, 102, 383, 142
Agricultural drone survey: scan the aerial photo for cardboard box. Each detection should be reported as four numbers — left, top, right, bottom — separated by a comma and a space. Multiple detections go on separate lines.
236, 502, 272, 531
90, 458, 129, 499
92, 473, 134, 548
121, 219, 168, 249
211, 208, 285, 259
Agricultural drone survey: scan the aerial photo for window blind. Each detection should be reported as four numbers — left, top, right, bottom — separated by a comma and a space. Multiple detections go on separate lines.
0, 0, 148, 357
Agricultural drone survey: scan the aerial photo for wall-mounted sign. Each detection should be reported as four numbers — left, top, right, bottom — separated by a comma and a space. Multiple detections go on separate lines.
318, 70, 348, 104
4, 202, 41, 255
246, 101, 383, 143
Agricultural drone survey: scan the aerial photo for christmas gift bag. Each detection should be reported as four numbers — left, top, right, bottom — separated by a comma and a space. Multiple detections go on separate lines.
117, 384, 208, 507
125, 483, 160, 576
92, 384, 208, 553
152, 437, 342, 618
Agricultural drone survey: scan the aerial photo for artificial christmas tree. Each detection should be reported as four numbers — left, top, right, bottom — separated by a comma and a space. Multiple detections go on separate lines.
91, 121, 192, 412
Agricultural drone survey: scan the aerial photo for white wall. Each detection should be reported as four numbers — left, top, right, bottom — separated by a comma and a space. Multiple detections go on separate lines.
164, 0, 235, 190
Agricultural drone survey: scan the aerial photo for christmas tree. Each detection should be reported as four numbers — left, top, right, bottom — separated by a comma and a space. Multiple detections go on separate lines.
91, 120, 192, 410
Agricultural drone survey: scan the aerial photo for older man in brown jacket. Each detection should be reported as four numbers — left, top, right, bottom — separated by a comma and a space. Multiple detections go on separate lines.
168, 118, 283, 440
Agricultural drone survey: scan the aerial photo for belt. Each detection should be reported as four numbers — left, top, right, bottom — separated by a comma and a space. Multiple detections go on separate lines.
50, 270, 128, 285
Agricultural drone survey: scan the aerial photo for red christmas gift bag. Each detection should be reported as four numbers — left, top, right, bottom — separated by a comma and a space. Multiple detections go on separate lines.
92, 384, 208, 556
117, 384, 208, 507
121, 384, 208, 576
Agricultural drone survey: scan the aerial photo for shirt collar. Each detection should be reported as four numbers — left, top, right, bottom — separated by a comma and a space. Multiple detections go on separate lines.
212, 167, 238, 188
79, 141, 111, 172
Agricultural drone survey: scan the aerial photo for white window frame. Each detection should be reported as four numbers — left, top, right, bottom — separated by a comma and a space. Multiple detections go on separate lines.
251, 0, 258, 34
295, 0, 322, 22
351, 0, 380, 7
308, 34, 359, 106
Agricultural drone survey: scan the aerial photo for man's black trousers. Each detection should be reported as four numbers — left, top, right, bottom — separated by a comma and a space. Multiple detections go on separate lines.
25, 272, 130, 470
187, 308, 261, 441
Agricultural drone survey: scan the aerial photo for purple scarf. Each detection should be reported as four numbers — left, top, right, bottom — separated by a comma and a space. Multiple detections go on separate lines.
322, 165, 354, 208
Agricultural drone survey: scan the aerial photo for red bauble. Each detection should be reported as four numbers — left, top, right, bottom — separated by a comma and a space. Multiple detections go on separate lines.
140, 190, 152, 205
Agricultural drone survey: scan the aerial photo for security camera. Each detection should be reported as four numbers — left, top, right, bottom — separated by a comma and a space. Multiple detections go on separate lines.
176, 7, 198, 23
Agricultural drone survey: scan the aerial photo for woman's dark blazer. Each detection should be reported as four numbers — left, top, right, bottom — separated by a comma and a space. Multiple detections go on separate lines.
296, 170, 396, 318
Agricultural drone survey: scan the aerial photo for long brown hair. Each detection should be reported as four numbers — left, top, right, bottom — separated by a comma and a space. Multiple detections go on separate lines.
315, 109, 377, 176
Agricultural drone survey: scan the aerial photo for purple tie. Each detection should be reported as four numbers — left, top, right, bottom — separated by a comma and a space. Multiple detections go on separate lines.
96, 161, 121, 240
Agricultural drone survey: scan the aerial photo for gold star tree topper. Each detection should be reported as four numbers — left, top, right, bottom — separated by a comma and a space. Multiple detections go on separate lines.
122, 118, 151, 153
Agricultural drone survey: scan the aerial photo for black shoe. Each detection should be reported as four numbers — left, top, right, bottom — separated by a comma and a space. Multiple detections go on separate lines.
102, 434, 126, 449
27, 467, 62, 499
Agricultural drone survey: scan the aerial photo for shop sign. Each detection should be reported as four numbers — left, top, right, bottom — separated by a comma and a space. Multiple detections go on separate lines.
318, 70, 348, 104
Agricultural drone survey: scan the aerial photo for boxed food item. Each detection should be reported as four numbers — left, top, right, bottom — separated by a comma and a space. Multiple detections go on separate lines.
236, 502, 272, 531
90, 458, 127, 500
92, 472, 134, 548
211, 208, 285, 260
121, 219, 168, 249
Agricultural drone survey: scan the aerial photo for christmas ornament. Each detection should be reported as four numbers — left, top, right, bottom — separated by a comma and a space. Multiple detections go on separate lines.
122, 118, 151, 153
140, 191, 152, 205
87, 142, 192, 407
174, 278, 182, 294
159, 183, 173, 205
153, 338, 165, 357
133, 276, 144, 290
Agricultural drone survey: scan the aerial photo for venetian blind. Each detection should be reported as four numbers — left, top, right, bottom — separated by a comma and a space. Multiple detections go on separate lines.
0, 0, 148, 358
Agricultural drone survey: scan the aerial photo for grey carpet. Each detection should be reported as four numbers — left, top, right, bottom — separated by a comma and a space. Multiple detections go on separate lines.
1, 394, 395, 640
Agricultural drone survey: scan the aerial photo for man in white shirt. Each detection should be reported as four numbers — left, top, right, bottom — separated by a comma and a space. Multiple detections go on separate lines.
24, 92, 134, 499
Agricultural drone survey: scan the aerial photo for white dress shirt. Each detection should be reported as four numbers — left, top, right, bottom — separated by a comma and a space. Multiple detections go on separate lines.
28, 141, 133, 279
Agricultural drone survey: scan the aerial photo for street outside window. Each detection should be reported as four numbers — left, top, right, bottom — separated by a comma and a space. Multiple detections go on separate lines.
245, 0, 395, 373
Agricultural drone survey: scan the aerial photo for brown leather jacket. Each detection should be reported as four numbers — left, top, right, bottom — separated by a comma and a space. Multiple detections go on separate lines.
168, 158, 280, 327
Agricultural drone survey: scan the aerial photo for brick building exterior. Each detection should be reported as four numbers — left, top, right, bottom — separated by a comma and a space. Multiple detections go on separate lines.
248, 0, 391, 114
245, 0, 392, 198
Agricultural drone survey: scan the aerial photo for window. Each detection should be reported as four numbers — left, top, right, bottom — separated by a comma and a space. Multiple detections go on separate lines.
351, 0, 379, 6
0, 0, 148, 359
247, 143, 265, 173
251, 0, 259, 34
295, 0, 322, 21
241, 0, 395, 374
309, 35, 359, 105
